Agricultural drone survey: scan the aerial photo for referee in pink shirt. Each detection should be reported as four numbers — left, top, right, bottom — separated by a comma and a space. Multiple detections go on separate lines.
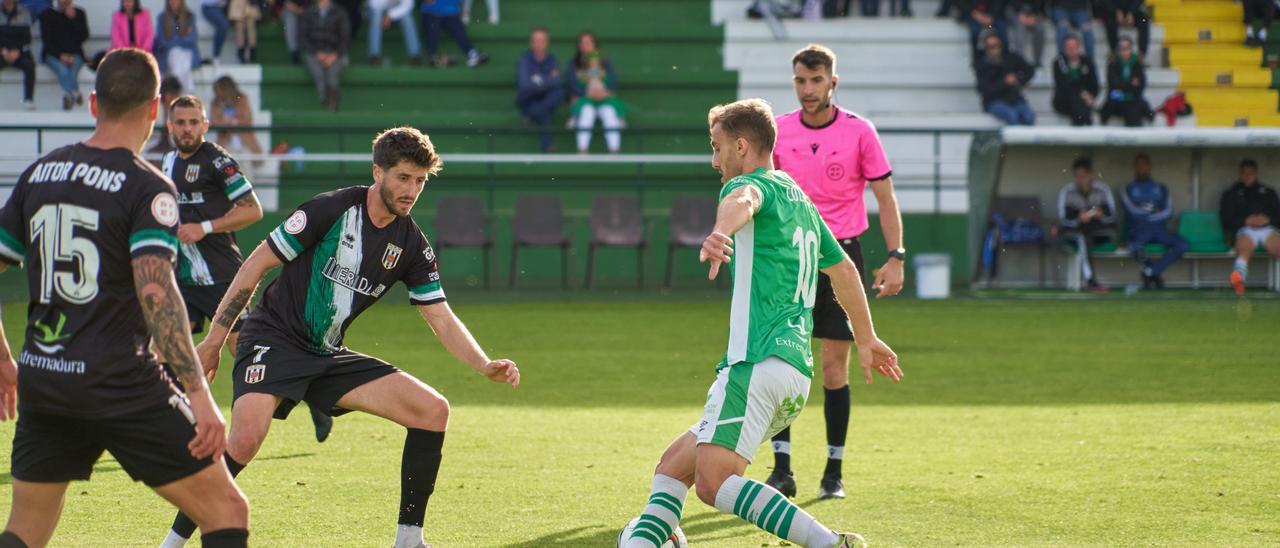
765, 44, 905, 501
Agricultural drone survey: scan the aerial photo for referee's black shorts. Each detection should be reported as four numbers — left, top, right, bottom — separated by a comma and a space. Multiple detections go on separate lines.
812, 237, 866, 341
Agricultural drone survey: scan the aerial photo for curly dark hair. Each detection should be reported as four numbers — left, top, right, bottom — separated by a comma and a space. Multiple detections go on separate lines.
372, 126, 443, 175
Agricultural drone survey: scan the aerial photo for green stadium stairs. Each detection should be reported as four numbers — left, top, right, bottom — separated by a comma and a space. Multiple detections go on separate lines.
255, 0, 742, 288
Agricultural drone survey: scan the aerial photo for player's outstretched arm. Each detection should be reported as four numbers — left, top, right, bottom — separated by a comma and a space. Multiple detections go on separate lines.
701, 185, 763, 280
198, 241, 282, 380
132, 254, 227, 459
822, 258, 903, 384
417, 302, 520, 388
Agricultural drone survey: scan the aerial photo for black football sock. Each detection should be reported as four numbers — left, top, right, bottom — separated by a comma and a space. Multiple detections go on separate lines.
770, 427, 792, 474
399, 428, 445, 527
823, 385, 851, 479
172, 454, 247, 538
0, 531, 28, 548
200, 528, 249, 548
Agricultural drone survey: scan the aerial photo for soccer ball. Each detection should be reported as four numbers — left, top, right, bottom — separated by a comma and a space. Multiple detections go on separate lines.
616, 517, 688, 547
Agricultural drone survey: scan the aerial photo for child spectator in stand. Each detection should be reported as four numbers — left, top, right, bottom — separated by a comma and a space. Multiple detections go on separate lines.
571, 31, 625, 153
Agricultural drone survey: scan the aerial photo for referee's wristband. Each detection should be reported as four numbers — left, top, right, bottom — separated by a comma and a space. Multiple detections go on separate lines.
200, 220, 214, 235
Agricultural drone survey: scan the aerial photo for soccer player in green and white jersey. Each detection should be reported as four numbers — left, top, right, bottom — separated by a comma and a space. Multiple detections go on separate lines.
620, 99, 903, 548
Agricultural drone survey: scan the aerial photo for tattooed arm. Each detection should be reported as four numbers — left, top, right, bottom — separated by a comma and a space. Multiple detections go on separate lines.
196, 240, 282, 381
132, 254, 227, 458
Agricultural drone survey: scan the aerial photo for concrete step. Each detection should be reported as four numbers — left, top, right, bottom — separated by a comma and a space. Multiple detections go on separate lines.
0, 64, 263, 113
1152, 2, 1242, 22
1176, 67, 1273, 88
1167, 45, 1263, 67
1160, 22, 1247, 44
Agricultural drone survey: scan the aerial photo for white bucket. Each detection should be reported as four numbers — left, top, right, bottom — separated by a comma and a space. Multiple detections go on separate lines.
913, 253, 951, 299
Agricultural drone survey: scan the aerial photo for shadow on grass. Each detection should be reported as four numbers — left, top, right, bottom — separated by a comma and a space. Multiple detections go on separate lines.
500, 509, 756, 547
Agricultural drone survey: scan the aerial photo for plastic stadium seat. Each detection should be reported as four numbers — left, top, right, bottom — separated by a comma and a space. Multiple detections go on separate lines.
1176, 210, 1230, 253
510, 195, 570, 288
434, 196, 493, 288
666, 196, 717, 288
585, 196, 647, 289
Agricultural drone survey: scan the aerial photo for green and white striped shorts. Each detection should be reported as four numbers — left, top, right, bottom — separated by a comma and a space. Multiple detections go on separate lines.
690, 356, 811, 463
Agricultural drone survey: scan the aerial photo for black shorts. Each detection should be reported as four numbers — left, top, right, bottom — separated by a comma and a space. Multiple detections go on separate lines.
11, 395, 213, 487
232, 330, 400, 420
812, 237, 867, 341
181, 282, 246, 334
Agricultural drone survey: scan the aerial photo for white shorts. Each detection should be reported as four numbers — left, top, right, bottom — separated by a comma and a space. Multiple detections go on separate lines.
1238, 226, 1279, 248
689, 356, 811, 463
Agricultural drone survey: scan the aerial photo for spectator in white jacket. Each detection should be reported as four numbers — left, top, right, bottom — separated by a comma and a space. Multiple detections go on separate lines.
367, 0, 419, 65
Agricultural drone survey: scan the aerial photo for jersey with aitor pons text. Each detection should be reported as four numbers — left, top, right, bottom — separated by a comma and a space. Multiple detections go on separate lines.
0, 143, 182, 417
162, 141, 253, 286
773, 106, 893, 239
249, 186, 444, 355
717, 168, 847, 378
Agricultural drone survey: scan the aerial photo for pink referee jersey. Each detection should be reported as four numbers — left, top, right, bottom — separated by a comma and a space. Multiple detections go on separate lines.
773, 106, 892, 239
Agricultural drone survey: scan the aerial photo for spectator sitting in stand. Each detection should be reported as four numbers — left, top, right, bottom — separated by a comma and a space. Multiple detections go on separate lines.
1099, 0, 1149, 59
1049, 0, 1095, 59
211, 74, 264, 160
0, 0, 36, 110
1051, 33, 1099, 126
1058, 156, 1116, 293
300, 0, 350, 111
1121, 153, 1187, 289
516, 26, 564, 153
421, 0, 489, 68
1243, 0, 1273, 46
228, 0, 262, 63
155, 0, 200, 91
367, 0, 421, 66
39, 0, 88, 111
570, 30, 626, 153
1100, 37, 1151, 126
974, 30, 1036, 125
1220, 159, 1280, 295
1007, 0, 1046, 67
111, 0, 154, 52
961, 0, 1008, 62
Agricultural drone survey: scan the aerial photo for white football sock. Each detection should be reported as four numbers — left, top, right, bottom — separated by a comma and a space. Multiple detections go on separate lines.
394, 524, 428, 548
713, 474, 841, 547
159, 530, 189, 548
1234, 257, 1249, 279
624, 474, 689, 547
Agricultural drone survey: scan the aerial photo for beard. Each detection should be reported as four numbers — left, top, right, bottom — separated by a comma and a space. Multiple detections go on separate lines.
378, 179, 410, 217
174, 135, 202, 154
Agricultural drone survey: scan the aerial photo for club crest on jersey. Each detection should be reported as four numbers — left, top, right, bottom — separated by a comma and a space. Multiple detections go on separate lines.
184, 164, 200, 183
423, 245, 436, 263
382, 243, 403, 269
244, 364, 266, 384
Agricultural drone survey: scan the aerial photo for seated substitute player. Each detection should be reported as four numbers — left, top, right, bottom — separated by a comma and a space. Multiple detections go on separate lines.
0, 48, 249, 548
1220, 158, 1280, 295
620, 99, 902, 548
160, 126, 521, 548
162, 93, 334, 442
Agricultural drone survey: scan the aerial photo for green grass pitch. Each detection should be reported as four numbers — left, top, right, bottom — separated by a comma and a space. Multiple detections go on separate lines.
1, 295, 1278, 546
